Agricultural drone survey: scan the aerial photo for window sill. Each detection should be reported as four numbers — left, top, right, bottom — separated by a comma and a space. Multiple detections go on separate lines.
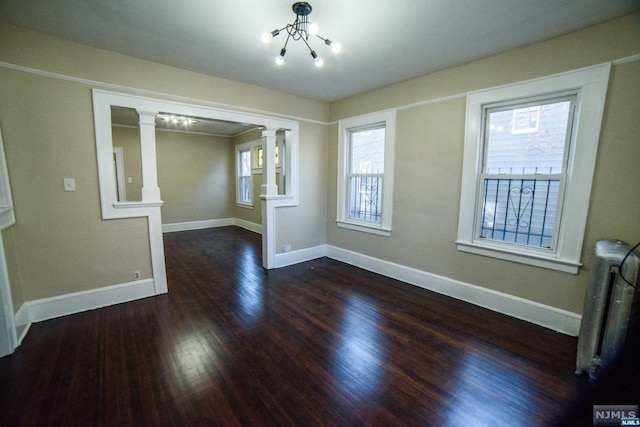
113, 200, 164, 209
336, 220, 391, 237
236, 202, 254, 209
455, 240, 581, 274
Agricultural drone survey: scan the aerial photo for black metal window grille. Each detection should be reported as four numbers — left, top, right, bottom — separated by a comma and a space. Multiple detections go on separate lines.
348, 175, 382, 222
479, 177, 559, 248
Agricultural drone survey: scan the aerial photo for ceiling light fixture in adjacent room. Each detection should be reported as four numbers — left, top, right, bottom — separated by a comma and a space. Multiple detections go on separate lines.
156, 114, 198, 126
262, 2, 341, 67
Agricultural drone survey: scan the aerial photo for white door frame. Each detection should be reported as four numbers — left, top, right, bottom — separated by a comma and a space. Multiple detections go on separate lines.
112, 146, 127, 202
0, 125, 17, 357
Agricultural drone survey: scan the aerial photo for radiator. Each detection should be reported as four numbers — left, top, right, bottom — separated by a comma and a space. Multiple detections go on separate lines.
575, 239, 639, 377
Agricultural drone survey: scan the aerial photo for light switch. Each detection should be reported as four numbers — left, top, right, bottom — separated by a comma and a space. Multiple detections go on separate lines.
63, 178, 76, 192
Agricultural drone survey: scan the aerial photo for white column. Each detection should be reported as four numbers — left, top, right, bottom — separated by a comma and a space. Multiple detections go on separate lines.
137, 109, 161, 201
136, 109, 167, 293
261, 128, 278, 269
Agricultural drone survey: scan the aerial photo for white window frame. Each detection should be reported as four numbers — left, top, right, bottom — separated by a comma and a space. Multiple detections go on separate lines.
337, 110, 395, 237
252, 136, 284, 173
477, 94, 576, 251
235, 142, 253, 207
456, 64, 611, 274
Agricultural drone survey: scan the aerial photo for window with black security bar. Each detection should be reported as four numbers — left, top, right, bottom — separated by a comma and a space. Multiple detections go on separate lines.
347, 124, 385, 223
477, 95, 576, 249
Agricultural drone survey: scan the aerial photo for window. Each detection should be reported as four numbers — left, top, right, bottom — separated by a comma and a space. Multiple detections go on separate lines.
236, 146, 252, 206
457, 64, 611, 273
254, 143, 280, 170
253, 136, 286, 195
337, 110, 395, 236
478, 95, 574, 249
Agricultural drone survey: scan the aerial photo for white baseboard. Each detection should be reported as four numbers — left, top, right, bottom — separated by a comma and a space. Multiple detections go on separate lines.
325, 245, 582, 336
233, 218, 262, 234
275, 245, 327, 268
162, 218, 234, 233
20, 278, 156, 324
162, 218, 263, 235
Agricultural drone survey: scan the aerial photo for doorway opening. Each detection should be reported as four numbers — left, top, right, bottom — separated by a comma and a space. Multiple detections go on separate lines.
93, 89, 300, 296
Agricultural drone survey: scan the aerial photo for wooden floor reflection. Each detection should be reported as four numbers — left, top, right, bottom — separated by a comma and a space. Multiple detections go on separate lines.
0, 227, 600, 426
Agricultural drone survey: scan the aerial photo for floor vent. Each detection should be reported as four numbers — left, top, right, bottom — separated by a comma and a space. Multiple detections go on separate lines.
575, 239, 639, 378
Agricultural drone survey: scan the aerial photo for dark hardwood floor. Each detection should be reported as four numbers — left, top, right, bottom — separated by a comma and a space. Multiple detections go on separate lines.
1, 226, 635, 426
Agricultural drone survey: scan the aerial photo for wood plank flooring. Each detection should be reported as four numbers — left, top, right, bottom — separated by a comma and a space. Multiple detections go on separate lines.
0, 226, 636, 426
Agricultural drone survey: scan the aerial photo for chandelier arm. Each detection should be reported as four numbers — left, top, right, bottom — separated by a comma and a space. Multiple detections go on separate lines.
281, 27, 294, 51
298, 32, 316, 55
274, 25, 289, 35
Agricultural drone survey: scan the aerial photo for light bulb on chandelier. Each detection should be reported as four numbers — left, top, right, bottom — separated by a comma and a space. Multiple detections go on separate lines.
262, 2, 340, 67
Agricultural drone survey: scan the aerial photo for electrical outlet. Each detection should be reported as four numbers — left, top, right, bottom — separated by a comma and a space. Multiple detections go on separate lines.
133, 271, 141, 280
63, 178, 76, 192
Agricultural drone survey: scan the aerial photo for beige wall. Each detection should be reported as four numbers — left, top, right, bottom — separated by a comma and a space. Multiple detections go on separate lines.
327, 12, 640, 314
111, 126, 142, 201
0, 69, 153, 300
277, 121, 328, 252
0, 21, 328, 303
157, 131, 233, 224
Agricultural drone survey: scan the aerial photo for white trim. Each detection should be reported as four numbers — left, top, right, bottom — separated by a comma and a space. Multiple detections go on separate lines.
162, 218, 234, 233
0, 61, 327, 127
456, 241, 580, 274
236, 202, 254, 209
13, 303, 30, 346
0, 125, 15, 356
235, 141, 255, 205
337, 110, 395, 236
456, 63, 611, 273
112, 146, 127, 202
0, 127, 15, 230
325, 245, 582, 336
395, 93, 467, 112
19, 279, 156, 324
612, 53, 640, 65
274, 245, 327, 268
336, 221, 392, 237
113, 200, 164, 209
234, 218, 263, 234
0, 233, 17, 356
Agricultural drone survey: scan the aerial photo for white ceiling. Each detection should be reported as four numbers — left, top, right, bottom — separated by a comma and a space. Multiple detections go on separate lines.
1, 0, 638, 102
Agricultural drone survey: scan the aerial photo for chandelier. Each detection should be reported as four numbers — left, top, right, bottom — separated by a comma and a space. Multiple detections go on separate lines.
262, 2, 341, 67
